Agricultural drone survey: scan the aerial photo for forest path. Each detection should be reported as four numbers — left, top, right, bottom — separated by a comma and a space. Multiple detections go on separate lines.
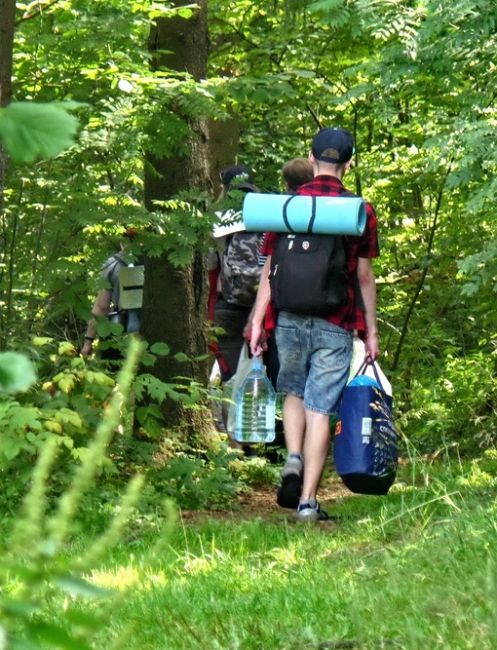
179, 475, 353, 525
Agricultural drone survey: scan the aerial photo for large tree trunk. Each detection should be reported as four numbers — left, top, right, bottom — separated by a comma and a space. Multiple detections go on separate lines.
141, 0, 211, 433
0, 0, 15, 108
0, 0, 16, 348
208, 116, 241, 198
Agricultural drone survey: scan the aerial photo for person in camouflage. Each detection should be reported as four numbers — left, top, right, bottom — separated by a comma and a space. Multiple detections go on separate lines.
209, 165, 262, 382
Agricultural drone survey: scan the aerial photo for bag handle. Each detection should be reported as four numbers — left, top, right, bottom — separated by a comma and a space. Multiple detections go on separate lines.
282, 195, 317, 234
354, 358, 384, 391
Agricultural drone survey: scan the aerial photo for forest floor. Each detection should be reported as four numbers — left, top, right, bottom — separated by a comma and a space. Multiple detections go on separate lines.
179, 474, 353, 525
100, 461, 497, 649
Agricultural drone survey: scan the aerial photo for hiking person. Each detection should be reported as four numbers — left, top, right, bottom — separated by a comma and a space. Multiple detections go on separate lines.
250, 127, 380, 522
208, 164, 263, 383
253, 157, 314, 391
81, 228, 143, 358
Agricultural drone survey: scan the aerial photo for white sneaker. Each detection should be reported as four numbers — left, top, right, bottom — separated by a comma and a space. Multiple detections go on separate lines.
296, 500, 329, 522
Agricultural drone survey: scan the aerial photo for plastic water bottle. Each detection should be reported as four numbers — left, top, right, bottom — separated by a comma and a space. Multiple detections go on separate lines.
233, 356, 276, 444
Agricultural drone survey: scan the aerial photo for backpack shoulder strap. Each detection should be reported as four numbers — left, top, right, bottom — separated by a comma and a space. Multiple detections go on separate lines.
102, 254, 126, 289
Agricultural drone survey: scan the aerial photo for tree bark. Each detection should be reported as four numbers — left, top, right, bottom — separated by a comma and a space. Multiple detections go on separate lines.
142, 0, 211, 433
207, 115, 241, 197
0, 0, 15, 108
0, 0, 16, 347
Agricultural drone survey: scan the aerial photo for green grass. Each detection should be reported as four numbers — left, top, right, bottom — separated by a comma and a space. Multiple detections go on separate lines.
64, 460, 497, 649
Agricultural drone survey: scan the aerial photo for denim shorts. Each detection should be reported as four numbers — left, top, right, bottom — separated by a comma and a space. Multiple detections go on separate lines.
275, 312, 353, 415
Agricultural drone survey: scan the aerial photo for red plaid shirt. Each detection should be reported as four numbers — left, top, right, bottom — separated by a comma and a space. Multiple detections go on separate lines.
262, 175, 379, 335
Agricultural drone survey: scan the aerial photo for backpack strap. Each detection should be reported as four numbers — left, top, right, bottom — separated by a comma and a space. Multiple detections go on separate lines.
282, 194, 317, 234
307, 196, 317, 234
102, 255, 125, 292
282, 195, 297, 233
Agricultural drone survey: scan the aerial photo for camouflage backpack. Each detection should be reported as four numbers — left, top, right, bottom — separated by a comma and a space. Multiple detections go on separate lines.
221, 231, 264, 307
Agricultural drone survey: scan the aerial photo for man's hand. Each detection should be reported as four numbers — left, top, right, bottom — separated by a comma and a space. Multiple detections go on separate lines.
250, 321, 267, 356
81, 339, 93, 357
365, 331, 379, 361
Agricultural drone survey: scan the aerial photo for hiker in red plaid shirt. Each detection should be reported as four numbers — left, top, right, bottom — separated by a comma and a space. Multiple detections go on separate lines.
250, 127, 379, 522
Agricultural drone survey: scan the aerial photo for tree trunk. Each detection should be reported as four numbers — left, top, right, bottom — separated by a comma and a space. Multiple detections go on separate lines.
0, 0, 16, 347
141, 0, 211, 433
208, 115, 241, 198
0, 0, 15, 108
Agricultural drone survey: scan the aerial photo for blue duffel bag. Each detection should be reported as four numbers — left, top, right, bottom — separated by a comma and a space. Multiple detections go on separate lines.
334, 360, 397, 495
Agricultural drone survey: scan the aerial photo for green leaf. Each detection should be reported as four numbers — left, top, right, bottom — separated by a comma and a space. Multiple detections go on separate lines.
0, 102, 81, 164
32, 337, 54, 347
1, 437, 23, 461
55, 575, 112, 600
2, 599, 39, 617
0, 352, 37, 393
96, 319, 123, 338
9, 405, 42, 432
28, 620, 93, 649
292, 69, 316, 78
141, 352, 157, 367
150, 342, 171, 356
58, 374, 76, 394
58, 342, 76, 357
136, 404, 164, 437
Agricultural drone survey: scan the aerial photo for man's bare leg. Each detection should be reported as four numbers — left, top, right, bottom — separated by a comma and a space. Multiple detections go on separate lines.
300, 410, 330, 502
277, 394, 306, 508
282, 394, 305, 454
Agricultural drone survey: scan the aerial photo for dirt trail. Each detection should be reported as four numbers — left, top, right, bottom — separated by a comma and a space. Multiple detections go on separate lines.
180, 476, 353, 524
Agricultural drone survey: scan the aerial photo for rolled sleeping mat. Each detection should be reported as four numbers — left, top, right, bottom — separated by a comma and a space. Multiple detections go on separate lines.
242, 193, 366, 235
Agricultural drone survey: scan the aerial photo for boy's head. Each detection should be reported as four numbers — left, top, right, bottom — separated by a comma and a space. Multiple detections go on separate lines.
282, 157, 313, 192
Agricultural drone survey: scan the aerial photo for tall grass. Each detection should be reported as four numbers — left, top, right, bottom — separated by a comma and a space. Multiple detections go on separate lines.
2, 369, 496, 650
74, 457, 497, 649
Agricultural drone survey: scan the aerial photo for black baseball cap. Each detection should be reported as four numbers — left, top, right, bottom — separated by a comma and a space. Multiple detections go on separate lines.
220, 164, 255, 191
312, 127, 354, 164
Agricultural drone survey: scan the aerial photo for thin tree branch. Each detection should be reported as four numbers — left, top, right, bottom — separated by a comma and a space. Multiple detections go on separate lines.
15, 0, 63, 25
306, 103, 322, 129
390, 161, 454, 371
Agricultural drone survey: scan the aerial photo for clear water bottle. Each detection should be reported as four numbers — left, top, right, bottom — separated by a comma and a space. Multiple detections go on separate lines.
233, 356, 276, 444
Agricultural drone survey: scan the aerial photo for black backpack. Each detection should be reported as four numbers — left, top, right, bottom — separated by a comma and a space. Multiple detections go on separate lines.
269, 192, 353, 315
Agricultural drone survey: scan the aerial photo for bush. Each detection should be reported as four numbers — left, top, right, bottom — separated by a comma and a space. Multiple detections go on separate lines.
397, 348, 497, 452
